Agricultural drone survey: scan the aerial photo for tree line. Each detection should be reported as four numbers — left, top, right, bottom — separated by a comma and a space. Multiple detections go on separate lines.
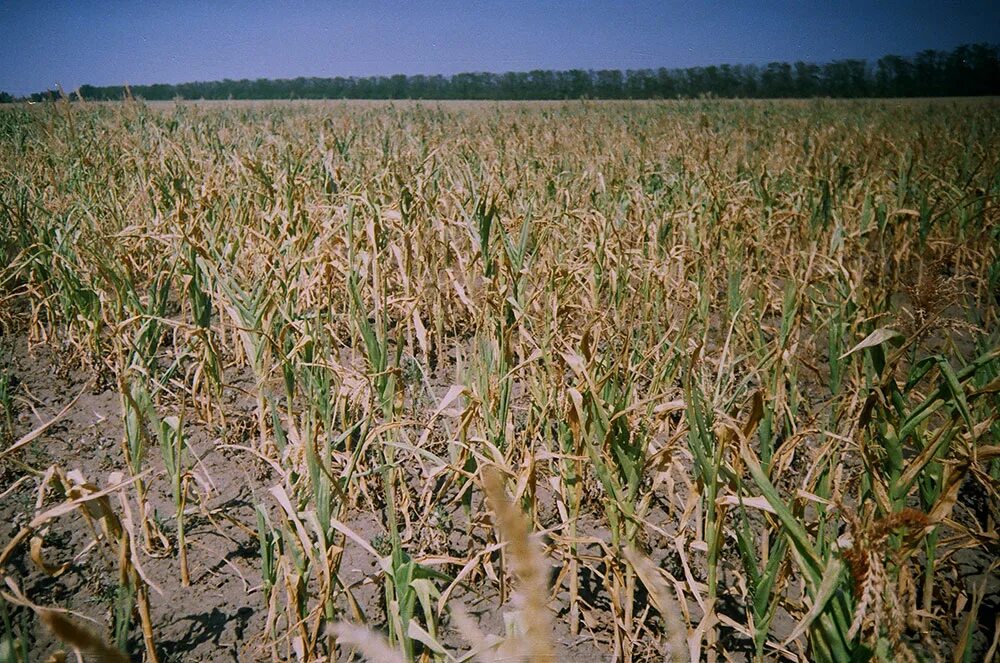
7, 43, 999, 102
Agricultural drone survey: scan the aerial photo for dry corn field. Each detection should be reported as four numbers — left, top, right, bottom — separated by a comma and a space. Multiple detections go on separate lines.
0, 98, 999, 662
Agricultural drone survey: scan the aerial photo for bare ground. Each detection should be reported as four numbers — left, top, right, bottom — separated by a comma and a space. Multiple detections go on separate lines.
0, 331, 614, 661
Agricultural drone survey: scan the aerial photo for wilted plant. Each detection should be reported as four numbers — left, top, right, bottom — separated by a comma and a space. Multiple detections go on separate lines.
0, 97, 997, 663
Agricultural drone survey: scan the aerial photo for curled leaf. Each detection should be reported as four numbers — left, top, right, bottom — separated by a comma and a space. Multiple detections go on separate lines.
30, 535, 70, 577
839, 328, 903, 359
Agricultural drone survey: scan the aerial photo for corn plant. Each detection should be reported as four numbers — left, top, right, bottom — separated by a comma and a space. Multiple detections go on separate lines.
155, 412, 191, 586
0, 344, 15, 445
1, 97, 997, 663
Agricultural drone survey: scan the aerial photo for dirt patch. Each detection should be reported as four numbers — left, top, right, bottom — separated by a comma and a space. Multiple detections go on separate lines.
0, 332, 619, 661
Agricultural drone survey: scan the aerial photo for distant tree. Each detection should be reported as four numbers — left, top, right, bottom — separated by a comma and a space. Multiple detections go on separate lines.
733, 64, 759, 97
561, 69, 593, 98
875, 55, 913, 97
0, 91, 15, 103
45, 43, 998, 102
793, 62, 820, 97
714, 65, 741, 97
593, 69, 624, 98
498, 71, 523, 99
387, 74, 407, 99
822, 59, 870, 97
528, 70, 556, 99
913, 50, 945, 97
29, 89, 59, 102
761, 62, 794, 97
966, 43, 1000, 96
623, 69, 653, 98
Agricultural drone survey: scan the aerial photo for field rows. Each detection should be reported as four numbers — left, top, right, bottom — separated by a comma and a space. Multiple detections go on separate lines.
0, 98, 998, 661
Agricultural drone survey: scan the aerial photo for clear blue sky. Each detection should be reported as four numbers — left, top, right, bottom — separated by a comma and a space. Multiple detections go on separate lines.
1, 1, 997, 95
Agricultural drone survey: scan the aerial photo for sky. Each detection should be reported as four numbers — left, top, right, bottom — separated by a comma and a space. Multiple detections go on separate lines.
1, 1, 998, 96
